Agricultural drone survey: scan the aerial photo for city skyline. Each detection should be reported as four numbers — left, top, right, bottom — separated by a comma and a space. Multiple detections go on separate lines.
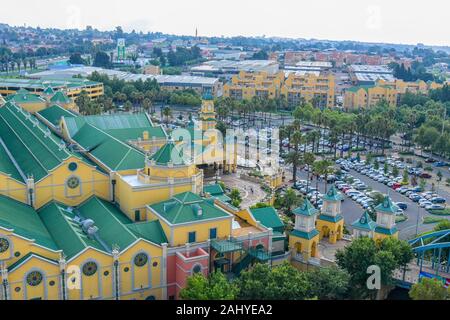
1, 0, 449, 47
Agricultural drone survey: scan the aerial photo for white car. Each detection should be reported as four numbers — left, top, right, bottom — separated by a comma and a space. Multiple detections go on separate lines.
420, 201, 433, 208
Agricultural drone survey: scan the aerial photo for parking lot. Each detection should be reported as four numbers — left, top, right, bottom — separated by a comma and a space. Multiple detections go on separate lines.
287, 158, 448, 240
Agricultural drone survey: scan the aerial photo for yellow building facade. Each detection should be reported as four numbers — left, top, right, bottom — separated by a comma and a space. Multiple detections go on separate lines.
344, 84, 397, 110
223, 71, 284, 100
223, 71, 336, 108
281, 73, 336, 108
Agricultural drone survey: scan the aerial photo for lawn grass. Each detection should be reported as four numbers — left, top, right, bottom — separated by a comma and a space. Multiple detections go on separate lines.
423, 216, 449, 224
429, 209, 450, 216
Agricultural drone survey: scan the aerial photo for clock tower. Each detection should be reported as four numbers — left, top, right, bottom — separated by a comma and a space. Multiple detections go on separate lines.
200, 93, 216, 132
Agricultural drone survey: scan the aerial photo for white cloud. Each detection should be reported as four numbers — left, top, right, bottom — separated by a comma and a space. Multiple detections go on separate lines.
1, 0, 448, 46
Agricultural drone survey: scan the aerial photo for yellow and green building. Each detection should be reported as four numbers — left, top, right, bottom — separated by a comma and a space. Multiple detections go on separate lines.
0, 95, 283, 300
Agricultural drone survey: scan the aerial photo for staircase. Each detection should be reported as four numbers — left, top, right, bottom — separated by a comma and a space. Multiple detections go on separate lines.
232, 254, 253, 276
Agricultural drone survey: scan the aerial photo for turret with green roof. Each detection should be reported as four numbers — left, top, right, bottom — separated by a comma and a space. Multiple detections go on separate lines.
149, 137, 188, 166
375, 196, 399, 215
50, 91, 71, 105
323, 186, 344, 202
374, 196, 399, 239
352, 210, 377, 238
293, 198, 319, 217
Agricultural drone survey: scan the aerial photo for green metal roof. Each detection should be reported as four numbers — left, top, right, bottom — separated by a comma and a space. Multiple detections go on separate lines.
77, 197, 139, 251
37, 105, 76, 127
150, 139, 187, 166
126, 220, 168, 245
203, 184, 231, 203
375, 196, 399, 215
293, 199, 319, 217
71, 123, 145, 171
375, 226, 399, 236
323, 186, 344, 202
250, 206, 284, 232
38, 202, 105, 259
352, 211, 377, 231
0, 102, 72, 181
50, 91, 71, 104
43, 87, 55, 95
0, 195, 58, 251
0, 141, 24, 182
7, 252, 58, 272
150, 192, 231, 225
203, 184, 225, 196
0, 77, 102, 91
64, 113, 166, 143
290, 229, 319, 240
317, 214, 344, 223
346, 85, 376, 93
5, 92, 46, 104
211, 239, 243, 253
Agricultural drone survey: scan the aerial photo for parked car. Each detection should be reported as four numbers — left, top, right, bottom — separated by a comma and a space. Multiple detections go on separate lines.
395, 202, 408, 210
426, 204, 445, 211
431, 197, 446, 204
420, 173, 432, 179
420, 201, 433, 208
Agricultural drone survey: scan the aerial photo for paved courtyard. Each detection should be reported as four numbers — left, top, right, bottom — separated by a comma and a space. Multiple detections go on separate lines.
205, 171, 268, 208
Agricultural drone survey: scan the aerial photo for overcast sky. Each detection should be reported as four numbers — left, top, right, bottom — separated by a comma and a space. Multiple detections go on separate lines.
1, 0, 449, 46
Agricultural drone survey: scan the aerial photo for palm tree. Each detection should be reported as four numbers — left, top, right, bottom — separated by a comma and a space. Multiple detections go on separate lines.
313, 159, 334, 198
286, 131, 304, 183
303, 152, 316, 192
162, 106, 172, 125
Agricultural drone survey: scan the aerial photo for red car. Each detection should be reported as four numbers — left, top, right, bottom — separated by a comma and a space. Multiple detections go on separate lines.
392, 183, 402, 190
420, 173, 432, 179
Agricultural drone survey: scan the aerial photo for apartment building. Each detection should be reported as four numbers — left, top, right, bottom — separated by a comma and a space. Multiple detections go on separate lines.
281, 72, 336, 108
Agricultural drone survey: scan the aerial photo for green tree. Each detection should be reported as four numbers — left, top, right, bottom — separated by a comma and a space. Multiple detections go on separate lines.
409, 278, 450, 300
230, 189, 242, 207
69, 52, 86, 65
392, 166, 400, 177
402, 169, 409, 184
306, 266, 350, 300
162, 106, 172, 124
93, 51, 112, 68
384, 162, 389, 175
336, 237, 413, 299
237, 262, 311, 300
282, 188, 300, 215
180, 271, 238, 300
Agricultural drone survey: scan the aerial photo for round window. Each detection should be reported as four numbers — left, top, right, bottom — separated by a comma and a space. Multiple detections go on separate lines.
26, 271, 43, 287
124, 267, 130, 273
68, 162, 78, 172
104, 271, 109, 276
49, 280, 55, 286
14, 251, 21, 257
0, 238, 10, 253
67, 176, 80, 189
193, 265, 202, 274
134, 253, 148, 267
152, 262, 158, 268
82, 262, 98, 277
